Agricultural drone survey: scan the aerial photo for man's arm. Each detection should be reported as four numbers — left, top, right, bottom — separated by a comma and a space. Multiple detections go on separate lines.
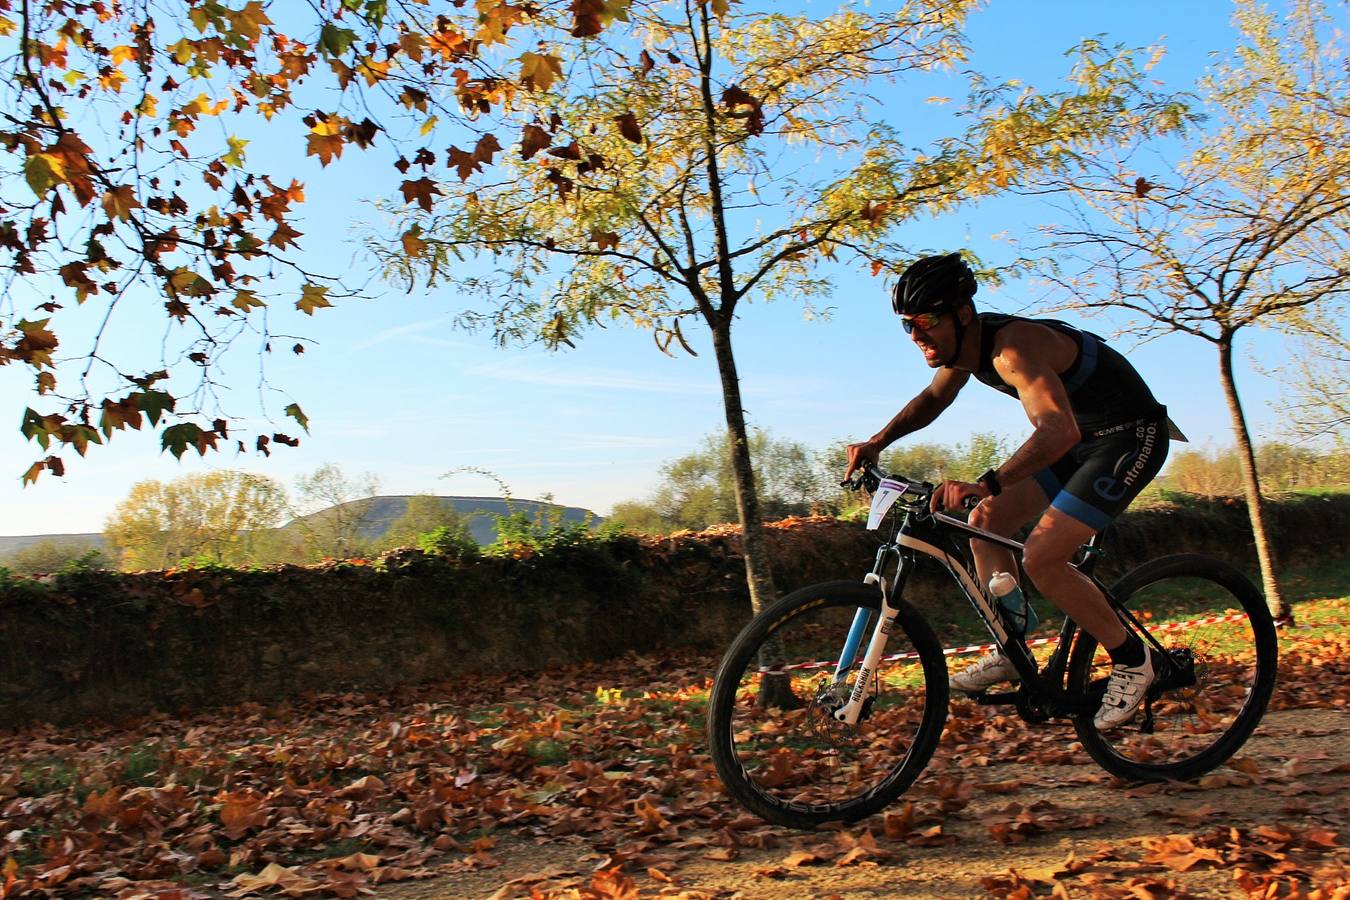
986, 327, 1080, 490
846, 367, 970, 476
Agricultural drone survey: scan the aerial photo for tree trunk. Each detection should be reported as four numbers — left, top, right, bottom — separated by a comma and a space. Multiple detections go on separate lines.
1216, 336, 1293, 624
707, 317, 799, 707
707, 318, 778, 614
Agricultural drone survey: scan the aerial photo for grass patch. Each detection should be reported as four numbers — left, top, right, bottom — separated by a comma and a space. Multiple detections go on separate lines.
19, 756, 79, 796
119, 742, 164, 786
524, 738, 569, 766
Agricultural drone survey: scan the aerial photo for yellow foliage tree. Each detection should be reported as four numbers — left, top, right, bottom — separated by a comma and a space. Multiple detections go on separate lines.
104, 470, 288, 570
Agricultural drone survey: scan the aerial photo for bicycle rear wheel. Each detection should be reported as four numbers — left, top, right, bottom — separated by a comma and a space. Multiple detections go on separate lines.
1069, 554, 1278, 781
706, 581, 948, 828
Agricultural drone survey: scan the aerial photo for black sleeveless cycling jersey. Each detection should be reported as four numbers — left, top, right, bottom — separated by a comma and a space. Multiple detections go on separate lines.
971, 313, 1163, 436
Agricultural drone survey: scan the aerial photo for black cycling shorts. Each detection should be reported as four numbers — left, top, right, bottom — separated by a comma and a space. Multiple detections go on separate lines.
1033, 415, 1169, 531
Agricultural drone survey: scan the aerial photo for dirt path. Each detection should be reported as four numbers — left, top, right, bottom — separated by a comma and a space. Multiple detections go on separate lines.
372, 707, 1348, 899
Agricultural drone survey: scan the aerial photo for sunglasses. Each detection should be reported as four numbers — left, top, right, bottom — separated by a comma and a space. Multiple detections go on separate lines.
900, 312, 944, 334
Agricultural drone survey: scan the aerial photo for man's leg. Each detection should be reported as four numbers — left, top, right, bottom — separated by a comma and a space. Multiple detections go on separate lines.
948, 480, 1052, 694
1020, 508, 1126, 648
968, 478, 1050, 591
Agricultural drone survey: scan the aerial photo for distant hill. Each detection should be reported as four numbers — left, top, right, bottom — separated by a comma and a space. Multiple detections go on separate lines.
0, 533, 107, 557
0, 496, 600, 561
282, 495, 600, 546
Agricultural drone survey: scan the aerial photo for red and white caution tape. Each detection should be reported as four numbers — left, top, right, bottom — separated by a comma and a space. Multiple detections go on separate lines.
760, 612, 1249, 675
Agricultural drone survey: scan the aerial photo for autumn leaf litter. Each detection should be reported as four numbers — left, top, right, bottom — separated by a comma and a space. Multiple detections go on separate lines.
0, 601, 1347, 899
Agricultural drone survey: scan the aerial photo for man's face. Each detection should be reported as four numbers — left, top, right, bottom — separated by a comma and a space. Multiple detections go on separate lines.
901, 310, 957, 368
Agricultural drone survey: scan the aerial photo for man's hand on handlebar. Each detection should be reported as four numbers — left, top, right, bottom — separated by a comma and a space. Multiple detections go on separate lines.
844, 441, 881, 483
929, 479, 990, 514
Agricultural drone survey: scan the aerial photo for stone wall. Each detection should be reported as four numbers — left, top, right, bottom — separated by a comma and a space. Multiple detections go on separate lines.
2, 493, 1345, 727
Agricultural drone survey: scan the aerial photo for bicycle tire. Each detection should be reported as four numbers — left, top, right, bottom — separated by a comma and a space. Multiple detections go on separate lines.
706, 580, 949, 828
1068, 554, 1278, 781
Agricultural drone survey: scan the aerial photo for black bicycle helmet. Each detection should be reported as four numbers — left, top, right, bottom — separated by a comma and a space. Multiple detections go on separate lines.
891, 253, 977, 316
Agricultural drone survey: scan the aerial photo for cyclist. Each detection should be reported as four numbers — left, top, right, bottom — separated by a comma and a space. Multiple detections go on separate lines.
845, 253, 1179, 730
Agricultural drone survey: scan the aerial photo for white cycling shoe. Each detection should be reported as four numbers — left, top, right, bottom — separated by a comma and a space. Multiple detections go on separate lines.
949, 650, 1020, 694
1094, 647, 1158, 731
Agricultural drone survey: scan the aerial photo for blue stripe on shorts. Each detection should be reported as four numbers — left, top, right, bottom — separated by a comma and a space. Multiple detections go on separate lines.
1051, 490, 1113, 531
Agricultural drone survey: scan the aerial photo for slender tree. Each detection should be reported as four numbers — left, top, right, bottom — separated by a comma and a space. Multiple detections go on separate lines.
1039, 0, 1349, 622
1280, 311, 1349, 440
379, 0, 1189, 623
290, 462, 380, 560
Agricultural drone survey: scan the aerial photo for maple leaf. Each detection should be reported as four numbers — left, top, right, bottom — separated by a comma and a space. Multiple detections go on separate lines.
100, 185, 141, 222
167, 266, 215, 297
306, 119, 346, 166
860, 199, 889, 224
571, 0, 606, 37
161, 422, 217, 459
721, 84, 765, 135
99, 396, 144, 436
269, 222, 304, 249
614, 112, 643, 144
521, 124, 553, 160
222, 135, 249, 168
136, 389, 175, 426
21, 407, 64, 449
474, 133, 503, 165
401, 225, 428, 258
230, 862, 321, 896
231, 289, 265, 311
24, 153, 67, 196
319, 23, 358, 58
401, 177, 442, 211
284, 402, 310, 433
296, 283, 332, 315
548, 141, 583, 161
447, 146, 482, 181
590, 229, 619, 250
22, 457, 63, 484
520, 51, 564, 91
15, 318, 59, 367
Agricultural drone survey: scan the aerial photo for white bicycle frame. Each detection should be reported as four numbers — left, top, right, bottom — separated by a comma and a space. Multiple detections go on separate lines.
828, 477, 1024, 725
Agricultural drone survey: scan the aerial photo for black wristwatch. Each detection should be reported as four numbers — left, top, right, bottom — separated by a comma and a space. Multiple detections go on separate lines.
978, 468, 1002, 497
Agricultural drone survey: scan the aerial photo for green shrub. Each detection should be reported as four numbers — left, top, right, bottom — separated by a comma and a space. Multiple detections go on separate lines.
418, 524, 480, 560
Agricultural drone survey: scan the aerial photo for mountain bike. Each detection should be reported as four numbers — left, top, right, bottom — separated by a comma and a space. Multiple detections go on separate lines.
706, 462, 1278, 829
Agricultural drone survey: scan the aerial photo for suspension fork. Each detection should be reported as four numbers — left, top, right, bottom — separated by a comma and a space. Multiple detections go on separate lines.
831, 544, 897, 684
831, 548, 911, 726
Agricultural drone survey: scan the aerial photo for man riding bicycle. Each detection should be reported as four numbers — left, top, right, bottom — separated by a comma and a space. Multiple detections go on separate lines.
845, 253, 1178, 730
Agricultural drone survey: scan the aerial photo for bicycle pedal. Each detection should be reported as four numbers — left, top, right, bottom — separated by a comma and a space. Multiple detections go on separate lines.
972, 691, 1019, 706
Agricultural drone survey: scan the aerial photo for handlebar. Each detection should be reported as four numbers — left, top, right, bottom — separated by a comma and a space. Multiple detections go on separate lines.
841, 462, 980, 512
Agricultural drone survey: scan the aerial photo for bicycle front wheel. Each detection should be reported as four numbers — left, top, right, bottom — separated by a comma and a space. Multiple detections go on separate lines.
1069, 554, 1278, 781
706, 581, 949, 829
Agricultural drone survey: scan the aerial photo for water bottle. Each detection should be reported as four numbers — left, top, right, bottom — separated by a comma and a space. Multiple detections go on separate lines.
990, 571, 1038, 636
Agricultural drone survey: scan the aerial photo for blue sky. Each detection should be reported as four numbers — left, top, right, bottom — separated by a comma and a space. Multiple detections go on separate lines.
0, 0, 1324, 536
